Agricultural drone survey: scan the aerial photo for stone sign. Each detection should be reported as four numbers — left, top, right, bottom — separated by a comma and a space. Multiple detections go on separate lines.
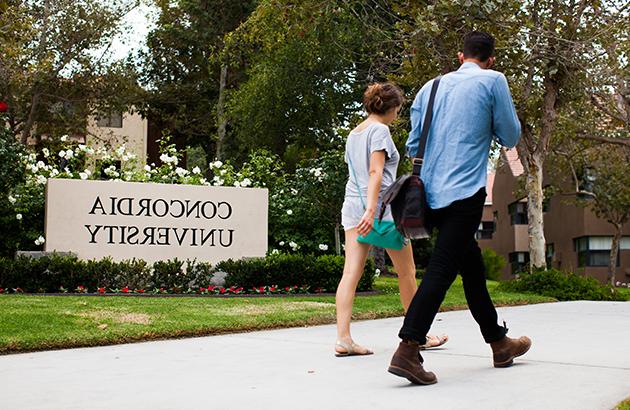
44, 179, 268, 264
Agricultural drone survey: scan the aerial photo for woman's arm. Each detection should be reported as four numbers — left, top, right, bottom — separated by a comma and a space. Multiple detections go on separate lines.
356, 150, 386, 236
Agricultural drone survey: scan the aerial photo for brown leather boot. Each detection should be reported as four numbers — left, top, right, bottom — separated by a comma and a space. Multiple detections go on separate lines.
490, 335, 532, 368
388, 341, 437, 385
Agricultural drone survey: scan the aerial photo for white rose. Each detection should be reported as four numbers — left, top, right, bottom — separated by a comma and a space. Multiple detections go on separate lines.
42, 148, 50, 157
289, 241, 298, 249
30, 165, 38, 173
60, 135, 68, 142
375, 268, 381, 277
84, 169, 91, 176
144, 164, 151, 172
37, 161, 46, 169
78, 144, 86, 151
271, 249, 279, 255
213, 160, 223, 168
241, 178, 251, 187
175, 167, 189, 177
34, 236, 45, 246
36, 175, 47, 185
79, 172, 88, 180
192, 166, 201, 174
286, 209, 293, 215
115, 146, 126, 156
58, 151, 66, 158
233, 181, 241, 187
159, 154, 170, 163
8, 195, 16, 204
50, 169, 59, 177
279, 241, 285, 246
318, 244, 328, 251
65, 149, 74, 158
16, 213, 22, 220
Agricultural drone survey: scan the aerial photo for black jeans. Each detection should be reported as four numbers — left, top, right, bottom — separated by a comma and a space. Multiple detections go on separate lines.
399, 188, 507, 344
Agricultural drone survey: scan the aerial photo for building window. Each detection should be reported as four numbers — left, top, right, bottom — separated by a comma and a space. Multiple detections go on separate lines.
476, 221, 495, 240
509, 252, 529, 274
97, 111, 123, 128
574, 236, 620, 267
546, 243, 554, 268
508, 202, 528, 225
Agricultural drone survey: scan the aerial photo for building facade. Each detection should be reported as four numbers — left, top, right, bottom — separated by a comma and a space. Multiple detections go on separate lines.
478, 149, 630, 283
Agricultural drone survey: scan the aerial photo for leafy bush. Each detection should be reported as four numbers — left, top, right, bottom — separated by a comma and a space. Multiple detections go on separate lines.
497, 268, 625, 301
0, 253, 372, 293
482, 248, 506, 281
219, 253, 375, 292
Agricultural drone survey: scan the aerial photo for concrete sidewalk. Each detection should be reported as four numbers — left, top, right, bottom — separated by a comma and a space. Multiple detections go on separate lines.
2, 301, 629, 410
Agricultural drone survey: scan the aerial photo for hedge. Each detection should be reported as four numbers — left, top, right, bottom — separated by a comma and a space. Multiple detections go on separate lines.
497, 268, 626, 301
0, 253, 375, 294
218, 253, 375, 292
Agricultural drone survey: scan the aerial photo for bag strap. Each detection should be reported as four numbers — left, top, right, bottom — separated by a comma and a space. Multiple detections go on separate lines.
412, 76, 442, 176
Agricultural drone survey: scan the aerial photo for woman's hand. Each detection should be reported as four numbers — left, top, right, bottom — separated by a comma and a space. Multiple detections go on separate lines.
356, 208, 375, 237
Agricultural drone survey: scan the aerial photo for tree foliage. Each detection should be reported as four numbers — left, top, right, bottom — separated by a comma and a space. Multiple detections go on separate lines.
139, 0, 258, 164
0, 0, 142, 143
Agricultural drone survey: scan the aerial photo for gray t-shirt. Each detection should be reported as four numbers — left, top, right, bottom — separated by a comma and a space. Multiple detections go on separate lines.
344, 122, 400, 199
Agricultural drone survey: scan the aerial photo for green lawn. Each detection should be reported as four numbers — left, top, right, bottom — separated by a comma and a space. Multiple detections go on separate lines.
616, 397, 630, 410
0, 277, 553, 354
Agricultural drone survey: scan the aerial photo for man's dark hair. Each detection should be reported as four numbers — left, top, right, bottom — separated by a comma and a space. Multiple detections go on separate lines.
463, 31, 495, 61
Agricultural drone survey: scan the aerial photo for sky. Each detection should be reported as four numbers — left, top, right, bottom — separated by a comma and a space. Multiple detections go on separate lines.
108, 2, 157, 61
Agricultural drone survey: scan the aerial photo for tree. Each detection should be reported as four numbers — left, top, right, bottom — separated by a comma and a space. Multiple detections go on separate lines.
138, 0, 258, 164
0, 0, 142, 144
221, 0, 399, 166
510, 1, 628, 270
588, 148, 630, 285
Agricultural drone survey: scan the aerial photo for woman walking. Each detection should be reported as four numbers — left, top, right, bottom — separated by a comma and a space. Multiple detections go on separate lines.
335, 83, 447, 356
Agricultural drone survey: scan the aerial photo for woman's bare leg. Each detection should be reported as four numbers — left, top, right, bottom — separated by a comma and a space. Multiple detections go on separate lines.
385, 243, 417, 312
386, 243, 449, 348
335, 228, 371, 353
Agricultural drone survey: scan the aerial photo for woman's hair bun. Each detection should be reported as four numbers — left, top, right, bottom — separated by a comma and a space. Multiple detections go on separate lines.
363, 82, 404, 115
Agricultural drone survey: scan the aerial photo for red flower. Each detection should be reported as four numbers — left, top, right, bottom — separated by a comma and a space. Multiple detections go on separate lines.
136, 289, 145, 293
0, 101, 8, 113
284, 286, 290, 291
98, 287, 105, 294
219, 287, 226, 294
0, 288, 4, 293
121, 286, 129, 293
208, 286, 216, 292
199, 287, 206, 292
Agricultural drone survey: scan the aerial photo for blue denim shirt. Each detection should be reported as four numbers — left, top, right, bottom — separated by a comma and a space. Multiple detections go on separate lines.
406, 62, 521, 209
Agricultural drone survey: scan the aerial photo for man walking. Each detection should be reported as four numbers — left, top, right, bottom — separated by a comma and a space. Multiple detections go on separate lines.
388, 31, 531, 385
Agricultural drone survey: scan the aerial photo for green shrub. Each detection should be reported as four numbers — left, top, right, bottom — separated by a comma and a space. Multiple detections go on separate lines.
219, 253, 375, 292
497, 268, 625, 301
482, 248, 506, 281
0, 253, 372, 293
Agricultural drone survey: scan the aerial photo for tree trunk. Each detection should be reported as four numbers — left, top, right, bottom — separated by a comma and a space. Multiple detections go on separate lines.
334, 222, 341, 256
525, 153, 546, 271
609, 223, 622, 286
215, 64, 228, 160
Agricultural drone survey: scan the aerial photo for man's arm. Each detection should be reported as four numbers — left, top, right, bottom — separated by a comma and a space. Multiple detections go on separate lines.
492, 74, 521, 148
